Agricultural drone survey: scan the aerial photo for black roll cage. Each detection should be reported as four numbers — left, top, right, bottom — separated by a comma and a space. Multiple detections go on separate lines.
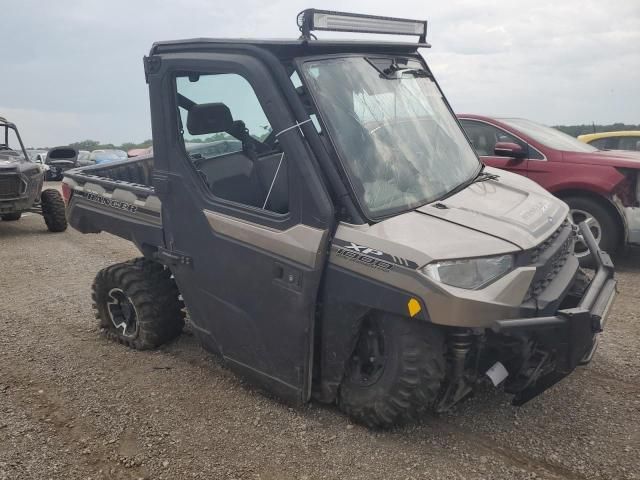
0, 120, 30, 161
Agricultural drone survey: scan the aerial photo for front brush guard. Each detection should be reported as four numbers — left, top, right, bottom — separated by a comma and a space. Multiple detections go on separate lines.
491, 222, 616, 406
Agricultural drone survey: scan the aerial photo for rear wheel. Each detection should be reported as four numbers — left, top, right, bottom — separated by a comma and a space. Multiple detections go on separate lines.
1, 212, 22, 221
338, 313, 445, 429
41, 188, 68, 232
92, 258, 185, 349
565, 196, 620, 268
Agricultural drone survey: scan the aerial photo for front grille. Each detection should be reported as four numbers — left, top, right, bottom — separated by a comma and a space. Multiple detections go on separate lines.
525, 220, 575, 301
0, 175, 23, 199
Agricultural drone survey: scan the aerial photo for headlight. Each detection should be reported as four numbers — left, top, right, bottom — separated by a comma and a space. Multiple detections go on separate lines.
421, 254, 515, 290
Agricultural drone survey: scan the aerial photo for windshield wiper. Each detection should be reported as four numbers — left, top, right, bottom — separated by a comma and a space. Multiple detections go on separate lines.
473, 168, 500, 183
434, 164, 498, 203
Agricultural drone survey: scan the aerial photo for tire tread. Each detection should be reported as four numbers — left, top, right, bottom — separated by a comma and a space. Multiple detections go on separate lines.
91, 257, 185, 350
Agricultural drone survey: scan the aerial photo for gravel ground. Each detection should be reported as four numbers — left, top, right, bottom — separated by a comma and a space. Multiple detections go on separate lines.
1, 183, 639, 480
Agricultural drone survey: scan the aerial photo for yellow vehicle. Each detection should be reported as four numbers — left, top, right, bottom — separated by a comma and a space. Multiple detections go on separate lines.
578, 131, 640, 151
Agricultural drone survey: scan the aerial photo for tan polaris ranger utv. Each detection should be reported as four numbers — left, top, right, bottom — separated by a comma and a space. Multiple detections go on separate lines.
63, 9, 616, 428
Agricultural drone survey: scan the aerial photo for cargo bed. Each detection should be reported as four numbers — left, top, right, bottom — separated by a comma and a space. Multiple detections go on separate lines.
63, 155, 163, 254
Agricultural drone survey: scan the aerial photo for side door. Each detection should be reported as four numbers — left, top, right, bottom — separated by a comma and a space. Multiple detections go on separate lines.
460, 119, 531, 176
147, 51, 334, 404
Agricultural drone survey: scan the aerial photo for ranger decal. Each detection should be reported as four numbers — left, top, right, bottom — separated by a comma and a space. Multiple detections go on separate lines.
82, 190, 138, 214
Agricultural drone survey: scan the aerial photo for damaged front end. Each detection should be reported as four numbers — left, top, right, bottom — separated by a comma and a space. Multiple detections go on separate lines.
612, 168, 640, 245
437, 223, 616, 411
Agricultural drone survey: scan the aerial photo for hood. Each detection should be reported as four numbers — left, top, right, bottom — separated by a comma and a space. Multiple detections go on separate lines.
562, 149, 640, 169
415, 168, 568, 250
0, 154, 24, 168
46, 146, 78, 166
335, 168, 570, 268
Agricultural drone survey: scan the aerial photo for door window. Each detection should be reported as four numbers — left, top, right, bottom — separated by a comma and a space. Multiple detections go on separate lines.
589, 137, 611, 150
618, 136, 640, 151
460, 120, 525, 157
175, 73, 289, 214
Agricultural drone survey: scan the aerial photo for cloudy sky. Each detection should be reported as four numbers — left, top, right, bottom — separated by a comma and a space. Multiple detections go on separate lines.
1, 0, 638, 147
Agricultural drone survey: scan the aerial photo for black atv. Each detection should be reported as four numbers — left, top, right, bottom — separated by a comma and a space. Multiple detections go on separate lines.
0, 116, 67, 232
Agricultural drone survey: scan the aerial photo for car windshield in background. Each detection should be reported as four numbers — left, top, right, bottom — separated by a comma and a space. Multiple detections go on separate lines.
501, 118, 599, 153
301, 56, 480, 219
90, 149, 127, 162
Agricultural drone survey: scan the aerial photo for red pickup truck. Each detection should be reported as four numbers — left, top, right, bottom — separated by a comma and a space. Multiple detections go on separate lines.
458, 115, 640, 266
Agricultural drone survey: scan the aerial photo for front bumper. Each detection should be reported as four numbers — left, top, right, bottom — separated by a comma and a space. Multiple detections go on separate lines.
491, 222, 616, 405
0, 172, 40, 214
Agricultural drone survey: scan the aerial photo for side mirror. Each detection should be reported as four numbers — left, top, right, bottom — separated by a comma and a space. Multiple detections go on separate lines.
494, 142, 527, 159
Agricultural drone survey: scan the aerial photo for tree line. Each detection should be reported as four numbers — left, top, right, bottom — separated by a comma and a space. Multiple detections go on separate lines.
552, 123, 640, 137
67, 139, 153, 152
67, 133, 231, 152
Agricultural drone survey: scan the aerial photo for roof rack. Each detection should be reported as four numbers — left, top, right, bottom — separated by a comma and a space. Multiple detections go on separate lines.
297, 9, 427, 43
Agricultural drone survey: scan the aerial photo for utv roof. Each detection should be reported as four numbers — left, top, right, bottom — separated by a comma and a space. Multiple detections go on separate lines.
150, 38, 430, 58
152, 9, 430, 57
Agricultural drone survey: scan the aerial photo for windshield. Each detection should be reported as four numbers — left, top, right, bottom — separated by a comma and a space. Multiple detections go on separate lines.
501, 118, 598, 153
300, 56, 480, 218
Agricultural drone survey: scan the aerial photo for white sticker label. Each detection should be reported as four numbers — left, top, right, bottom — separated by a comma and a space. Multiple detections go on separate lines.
486, 361, 509, 386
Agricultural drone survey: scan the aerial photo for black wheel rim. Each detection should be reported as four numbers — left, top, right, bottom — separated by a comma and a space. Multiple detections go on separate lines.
106, 288, 138, 338
348, 319, 387, 386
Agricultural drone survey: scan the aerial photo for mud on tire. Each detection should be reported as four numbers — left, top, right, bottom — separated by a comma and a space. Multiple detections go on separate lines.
338, 312, 446, 429
92, 258, 185, 350
41, 188, 68, 232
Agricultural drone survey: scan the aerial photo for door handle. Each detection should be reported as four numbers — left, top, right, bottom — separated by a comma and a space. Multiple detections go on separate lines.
273, 263, 302, 290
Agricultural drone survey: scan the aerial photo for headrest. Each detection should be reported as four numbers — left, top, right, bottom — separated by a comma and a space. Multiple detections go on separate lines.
187, 103, 233, 136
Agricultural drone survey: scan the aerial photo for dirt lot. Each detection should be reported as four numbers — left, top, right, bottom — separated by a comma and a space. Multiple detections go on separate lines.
1, 183, 639, 480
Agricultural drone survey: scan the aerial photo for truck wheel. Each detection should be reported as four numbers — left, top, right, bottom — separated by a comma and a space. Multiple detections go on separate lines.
565, 196, 619, 268
1, 212, 22, 221
92, 258, 185, 350
41, 189, 68, 232
338, 313, 445, 429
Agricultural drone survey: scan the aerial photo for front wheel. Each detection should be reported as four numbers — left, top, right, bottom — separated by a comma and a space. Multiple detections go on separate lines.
338, 313, 445, 429
565, 196, 620, 268
92, 258, 185, 349
41, 189, 68, 232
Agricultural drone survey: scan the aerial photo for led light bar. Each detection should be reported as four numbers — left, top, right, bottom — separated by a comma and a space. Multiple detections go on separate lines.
297, 9, 427, 42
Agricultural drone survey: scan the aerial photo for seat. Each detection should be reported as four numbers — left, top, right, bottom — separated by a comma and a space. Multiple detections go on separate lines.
185, 102, 287, 212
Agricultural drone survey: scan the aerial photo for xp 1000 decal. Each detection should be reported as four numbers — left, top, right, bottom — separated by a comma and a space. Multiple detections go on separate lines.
333, 239, 418, 272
